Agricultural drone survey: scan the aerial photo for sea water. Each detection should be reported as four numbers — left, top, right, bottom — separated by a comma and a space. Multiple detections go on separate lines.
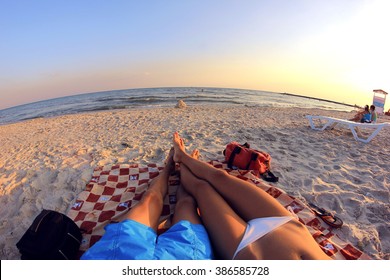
0, 87, 355, 125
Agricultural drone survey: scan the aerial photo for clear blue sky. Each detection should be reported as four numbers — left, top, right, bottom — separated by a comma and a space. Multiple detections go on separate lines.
1, 0, 389, 110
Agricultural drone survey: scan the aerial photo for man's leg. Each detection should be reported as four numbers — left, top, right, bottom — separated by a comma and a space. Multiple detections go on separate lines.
170, 150, 202, 226
124, 148, 174, 231
179, 163, 247, 259
170, 186, 201, 225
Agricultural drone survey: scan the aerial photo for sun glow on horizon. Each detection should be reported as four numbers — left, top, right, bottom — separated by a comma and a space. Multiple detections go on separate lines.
1, 0, 389, 111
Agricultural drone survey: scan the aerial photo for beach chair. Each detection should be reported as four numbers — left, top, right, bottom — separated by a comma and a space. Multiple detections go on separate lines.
305, 115, 390, 143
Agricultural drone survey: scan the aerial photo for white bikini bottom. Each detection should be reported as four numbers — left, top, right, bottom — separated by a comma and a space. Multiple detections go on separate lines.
232, 216, 295, 259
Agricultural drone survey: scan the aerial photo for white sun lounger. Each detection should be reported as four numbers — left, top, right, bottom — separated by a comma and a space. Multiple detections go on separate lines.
306, 115, 390, 143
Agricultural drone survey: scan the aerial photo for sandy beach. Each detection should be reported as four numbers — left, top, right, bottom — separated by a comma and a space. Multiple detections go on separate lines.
0, 105, 389, 260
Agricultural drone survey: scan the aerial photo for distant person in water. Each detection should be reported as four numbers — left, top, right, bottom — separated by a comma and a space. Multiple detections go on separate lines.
172, 132, 331, 260
370, 105, 377, 123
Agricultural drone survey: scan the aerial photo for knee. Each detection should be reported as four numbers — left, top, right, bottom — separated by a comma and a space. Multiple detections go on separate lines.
186, 176, 213, 198
141, 188, 164, 205
194, 168, 228, 189
211, 167, 230, 181
176, 195, 196, 208
194, 177, 213, 191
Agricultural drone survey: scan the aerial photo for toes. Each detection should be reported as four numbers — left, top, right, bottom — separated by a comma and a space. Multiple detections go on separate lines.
191, 149, 199, 159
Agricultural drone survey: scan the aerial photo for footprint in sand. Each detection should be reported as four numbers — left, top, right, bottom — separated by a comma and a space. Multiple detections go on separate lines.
333, 164, 342, 170
366, 203, 390, 223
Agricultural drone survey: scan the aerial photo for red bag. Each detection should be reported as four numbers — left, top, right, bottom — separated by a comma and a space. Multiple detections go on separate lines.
224, 142, 278, 182
224, 142, 270, 173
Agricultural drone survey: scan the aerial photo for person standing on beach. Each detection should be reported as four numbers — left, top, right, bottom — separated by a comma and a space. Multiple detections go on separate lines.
81, 148, 213, 260
172, 132, 331, 260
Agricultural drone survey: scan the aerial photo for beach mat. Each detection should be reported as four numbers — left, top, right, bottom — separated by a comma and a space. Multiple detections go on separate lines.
67, 160, 370, 260
66, 163, 180, 258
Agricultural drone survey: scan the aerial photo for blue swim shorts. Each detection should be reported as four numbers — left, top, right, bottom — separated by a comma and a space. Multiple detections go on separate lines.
81, 219, 213, 260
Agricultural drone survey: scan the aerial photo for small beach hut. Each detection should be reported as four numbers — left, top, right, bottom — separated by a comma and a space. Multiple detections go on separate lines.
373, 89, 388, 114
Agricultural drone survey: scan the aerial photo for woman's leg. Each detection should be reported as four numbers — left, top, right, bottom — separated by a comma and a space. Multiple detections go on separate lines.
180, 163, 247, 259
173, 132, 291, 221
124, 148, 174, 231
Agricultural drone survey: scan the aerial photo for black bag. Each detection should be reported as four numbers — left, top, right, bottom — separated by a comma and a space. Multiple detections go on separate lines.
16, 209, 82, 260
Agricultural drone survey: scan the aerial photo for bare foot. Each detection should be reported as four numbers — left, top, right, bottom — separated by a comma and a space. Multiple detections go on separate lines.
191, 149, 200, 160
173, 132, 186, 162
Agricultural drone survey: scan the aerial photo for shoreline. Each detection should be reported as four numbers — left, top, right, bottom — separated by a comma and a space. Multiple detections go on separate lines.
0, 87, 359, 127
0, 102, 357, 127
279, 92, 359, 109
0, 105, 389, 259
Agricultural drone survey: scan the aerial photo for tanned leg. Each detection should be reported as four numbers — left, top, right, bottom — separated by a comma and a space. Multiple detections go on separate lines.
173, 132, 291, 221
173, 133, 331, 260
124, 148, 175, 231
180, 163, 246, 259
170, 150, 203, 226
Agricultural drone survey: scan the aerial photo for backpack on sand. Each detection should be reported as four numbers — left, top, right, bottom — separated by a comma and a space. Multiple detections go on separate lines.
16, 209, 82, 260
223, 142, 279, 182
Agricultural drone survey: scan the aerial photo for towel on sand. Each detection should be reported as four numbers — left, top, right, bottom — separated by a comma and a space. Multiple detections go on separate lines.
67, 160, 370, 260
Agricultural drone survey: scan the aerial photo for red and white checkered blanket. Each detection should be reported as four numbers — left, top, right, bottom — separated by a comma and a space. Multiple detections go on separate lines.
67, 160, 370, 260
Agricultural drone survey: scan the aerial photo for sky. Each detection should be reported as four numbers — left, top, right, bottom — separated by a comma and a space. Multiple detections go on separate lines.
1, 0, 389, 111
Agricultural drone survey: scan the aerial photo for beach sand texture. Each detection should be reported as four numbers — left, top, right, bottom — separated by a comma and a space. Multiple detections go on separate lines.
0, 106, 389, 260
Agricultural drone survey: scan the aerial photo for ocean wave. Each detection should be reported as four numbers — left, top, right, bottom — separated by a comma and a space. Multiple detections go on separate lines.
0, 87, 354, 125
